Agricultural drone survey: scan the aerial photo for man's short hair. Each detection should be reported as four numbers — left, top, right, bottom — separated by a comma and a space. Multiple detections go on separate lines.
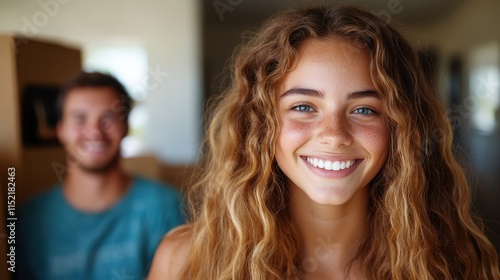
57, 71, 133, 122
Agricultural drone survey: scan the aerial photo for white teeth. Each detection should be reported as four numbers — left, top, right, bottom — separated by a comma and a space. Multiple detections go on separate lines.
306, 157, 356, 171
324, 161, 332, 170
332, 161, 340, 170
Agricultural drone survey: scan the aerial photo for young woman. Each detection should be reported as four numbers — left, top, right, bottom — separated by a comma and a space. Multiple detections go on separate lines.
148, 5, 500, 280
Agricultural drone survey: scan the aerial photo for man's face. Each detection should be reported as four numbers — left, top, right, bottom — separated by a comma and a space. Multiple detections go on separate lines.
57, 86, 128, 173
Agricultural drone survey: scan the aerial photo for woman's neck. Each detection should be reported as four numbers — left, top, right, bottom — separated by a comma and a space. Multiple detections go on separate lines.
290, 186, 369, 279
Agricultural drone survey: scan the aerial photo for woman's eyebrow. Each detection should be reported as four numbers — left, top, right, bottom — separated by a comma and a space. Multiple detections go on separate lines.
281, 88, 379, 100
281, 88, 324, 98
347, 90, 380, 100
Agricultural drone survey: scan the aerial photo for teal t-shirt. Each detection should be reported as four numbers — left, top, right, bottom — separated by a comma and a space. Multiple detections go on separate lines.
16, 176, 185, 280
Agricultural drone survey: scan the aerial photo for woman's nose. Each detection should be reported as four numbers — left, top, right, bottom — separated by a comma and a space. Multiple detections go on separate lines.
316, 112, 353, 148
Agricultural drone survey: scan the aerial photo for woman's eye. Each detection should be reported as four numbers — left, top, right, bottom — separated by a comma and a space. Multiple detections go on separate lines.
353, 107, 375, 115
292, 104, 314, 112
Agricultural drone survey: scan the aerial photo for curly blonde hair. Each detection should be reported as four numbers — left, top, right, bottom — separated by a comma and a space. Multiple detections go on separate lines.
184, 5, 500, 279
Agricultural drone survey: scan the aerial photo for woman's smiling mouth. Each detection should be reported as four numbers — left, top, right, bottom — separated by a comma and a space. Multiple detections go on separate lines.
306, 157, 357, 171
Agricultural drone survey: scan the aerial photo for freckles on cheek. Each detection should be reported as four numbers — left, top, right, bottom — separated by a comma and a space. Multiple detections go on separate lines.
355, 125, 389, 153
280, 119, 312, 144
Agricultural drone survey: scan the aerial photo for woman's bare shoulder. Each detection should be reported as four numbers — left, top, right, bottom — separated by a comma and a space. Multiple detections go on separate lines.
147, 224, 193, 280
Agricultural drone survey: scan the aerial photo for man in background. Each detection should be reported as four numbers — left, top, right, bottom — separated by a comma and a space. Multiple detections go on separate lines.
16, 72, 185, 280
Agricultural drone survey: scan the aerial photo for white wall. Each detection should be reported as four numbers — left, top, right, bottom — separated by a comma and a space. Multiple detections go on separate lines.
0, 0, 202, 164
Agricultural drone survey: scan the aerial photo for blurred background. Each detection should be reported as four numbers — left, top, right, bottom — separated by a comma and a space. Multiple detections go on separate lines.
0, 0, 499, 277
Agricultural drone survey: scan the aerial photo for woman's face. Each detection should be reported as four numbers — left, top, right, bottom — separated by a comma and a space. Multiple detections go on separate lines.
275, 37, 389, 206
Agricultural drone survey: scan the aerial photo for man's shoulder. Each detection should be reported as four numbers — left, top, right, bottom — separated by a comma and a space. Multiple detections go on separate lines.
18, 185, 64, 232
128, 176, 186, 224
19, 185, 62, 215
132, 176, 181, 197
130, 176, 183, 209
